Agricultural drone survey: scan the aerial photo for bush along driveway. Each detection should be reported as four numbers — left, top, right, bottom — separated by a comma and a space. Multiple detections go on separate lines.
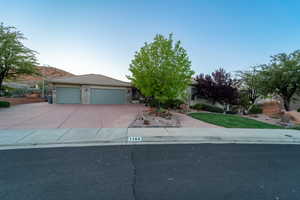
189, 112, 283, 129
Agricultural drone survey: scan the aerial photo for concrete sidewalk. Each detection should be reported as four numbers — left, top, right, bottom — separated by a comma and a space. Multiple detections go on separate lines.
0, 128, 299, 150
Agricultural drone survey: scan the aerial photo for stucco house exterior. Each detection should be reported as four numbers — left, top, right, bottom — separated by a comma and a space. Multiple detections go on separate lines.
50, 74, 202, 105
50, 74, 132, 104
50, 74, 238, 107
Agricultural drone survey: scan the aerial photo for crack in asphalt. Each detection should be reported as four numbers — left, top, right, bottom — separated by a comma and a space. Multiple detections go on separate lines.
129, 149, 137, 200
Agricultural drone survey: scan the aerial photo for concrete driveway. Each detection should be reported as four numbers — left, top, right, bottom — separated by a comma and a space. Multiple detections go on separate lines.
0, 103, 145, 129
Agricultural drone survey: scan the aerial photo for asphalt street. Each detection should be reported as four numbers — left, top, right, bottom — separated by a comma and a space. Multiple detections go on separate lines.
1, 144, 300, 200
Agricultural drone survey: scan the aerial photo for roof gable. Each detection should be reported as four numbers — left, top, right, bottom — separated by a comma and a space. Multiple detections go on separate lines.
50, 74, 131, 87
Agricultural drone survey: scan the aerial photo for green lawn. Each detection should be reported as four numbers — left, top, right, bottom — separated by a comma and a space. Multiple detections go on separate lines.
189, 112, 283, 129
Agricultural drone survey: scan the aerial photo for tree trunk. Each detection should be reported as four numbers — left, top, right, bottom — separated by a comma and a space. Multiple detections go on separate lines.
0, 68, 9, 95
283, 97, 290, 111
0, 76, 4, 96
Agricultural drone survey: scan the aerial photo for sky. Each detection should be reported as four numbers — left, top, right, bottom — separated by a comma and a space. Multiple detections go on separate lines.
1, 0, 300, 81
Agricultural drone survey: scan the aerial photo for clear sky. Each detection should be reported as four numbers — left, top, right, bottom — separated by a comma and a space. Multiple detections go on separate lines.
1, 0, 299, 81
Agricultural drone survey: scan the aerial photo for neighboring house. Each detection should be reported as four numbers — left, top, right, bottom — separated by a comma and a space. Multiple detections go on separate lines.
186, 79, 200, 106
1, 82, 41, 97
2, 66, 75, 97
50, 74, 132, 104
2, 82, 30, 89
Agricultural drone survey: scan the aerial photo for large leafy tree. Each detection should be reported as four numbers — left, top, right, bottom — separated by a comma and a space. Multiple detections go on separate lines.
236, 66, 262, 105
128, 34, 194, 106
195, 68, 239, 106
257, 50, 300, 111
0, 23, 38, 90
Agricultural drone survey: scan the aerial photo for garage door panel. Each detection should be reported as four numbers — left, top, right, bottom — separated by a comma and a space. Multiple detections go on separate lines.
90, 88, 125, 104
56, 87, 81, 104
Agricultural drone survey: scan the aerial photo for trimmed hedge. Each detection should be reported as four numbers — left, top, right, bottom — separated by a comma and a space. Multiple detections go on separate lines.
0, 101, 10, 108
248, 104, 262, 114
297, 108, 300, 112
190, 103, 223, 113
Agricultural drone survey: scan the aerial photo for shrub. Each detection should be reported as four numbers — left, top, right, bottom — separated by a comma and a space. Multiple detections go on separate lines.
0, 101, 10, 108
162, 99, 185, 109
144, 98, 159, 107
248, 104, 263, 114
190, 103, 203, 110
190, 103, 223, 113
202, 104, 224, 113
297, 108, 300, 112
146, 98, 185, 109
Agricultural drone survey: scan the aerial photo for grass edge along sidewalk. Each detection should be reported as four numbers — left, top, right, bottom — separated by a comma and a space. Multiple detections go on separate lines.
189, 112, 285, 129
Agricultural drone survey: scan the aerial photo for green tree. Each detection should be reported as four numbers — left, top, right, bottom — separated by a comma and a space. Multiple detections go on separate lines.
237, 66, 262, 105
0, 23, 38, 91
258, 50, 300, 111
128, 34, 194, 107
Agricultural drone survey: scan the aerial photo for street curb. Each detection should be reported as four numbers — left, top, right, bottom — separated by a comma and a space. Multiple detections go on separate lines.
1, 137, 300, 150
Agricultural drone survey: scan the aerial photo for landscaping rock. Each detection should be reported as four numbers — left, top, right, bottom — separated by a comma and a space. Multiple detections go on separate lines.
286, 111, 300, 125
129, 110, 181, 128
261, 100, 282, 117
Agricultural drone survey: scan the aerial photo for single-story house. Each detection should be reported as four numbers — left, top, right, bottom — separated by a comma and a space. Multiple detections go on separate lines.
50, 74, 230, 106
50, 74, 132, 104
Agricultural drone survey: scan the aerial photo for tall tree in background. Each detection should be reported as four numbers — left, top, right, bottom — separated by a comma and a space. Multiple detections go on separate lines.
236, 66, 261, 105
0, 23, 38, 91
128, 34, 194, 107
257, 50, 300, 111
195, 68, 239, 106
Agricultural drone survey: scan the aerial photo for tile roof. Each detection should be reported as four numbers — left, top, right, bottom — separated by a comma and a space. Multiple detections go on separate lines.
50, 74, 131, 87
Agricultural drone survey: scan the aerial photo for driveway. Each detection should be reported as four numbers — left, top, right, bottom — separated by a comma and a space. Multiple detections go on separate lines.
0, 103, 145, 129
0, 103, 219, 129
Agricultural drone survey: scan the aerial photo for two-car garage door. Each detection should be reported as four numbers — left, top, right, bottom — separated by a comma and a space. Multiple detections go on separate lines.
56, 87, 126, 104
90, 88, 125, 104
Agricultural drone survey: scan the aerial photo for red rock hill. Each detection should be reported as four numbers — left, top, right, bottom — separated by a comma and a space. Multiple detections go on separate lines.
17, 66, 74, 85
